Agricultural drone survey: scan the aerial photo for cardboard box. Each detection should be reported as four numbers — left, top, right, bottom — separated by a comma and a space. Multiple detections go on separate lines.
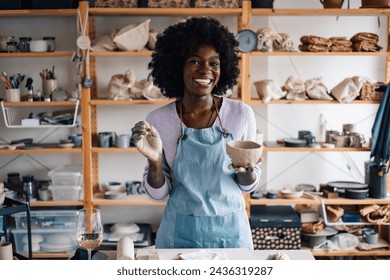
250, 205, 301, 250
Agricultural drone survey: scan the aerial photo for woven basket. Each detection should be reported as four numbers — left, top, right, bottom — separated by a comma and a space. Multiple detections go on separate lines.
94, 0, 138, 7
360, 83, 386, 101
194, 0, 241, 8
361, 0, 389, 7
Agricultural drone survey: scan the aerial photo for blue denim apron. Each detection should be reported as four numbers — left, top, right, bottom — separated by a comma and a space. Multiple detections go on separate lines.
155, 102, 253, 249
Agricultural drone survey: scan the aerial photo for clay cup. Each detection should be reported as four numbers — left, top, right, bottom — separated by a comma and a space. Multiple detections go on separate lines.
226, 140, 263, 168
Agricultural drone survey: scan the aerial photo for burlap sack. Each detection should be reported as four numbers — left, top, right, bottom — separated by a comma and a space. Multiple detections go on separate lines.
301, 221, 325, 234
95, 0, 137, 7
305, 77, 333, 100
329, 36, 353, 47
353, 41, 382, 52
350, 32, 379, 43
330, 45, 353, 52
326, 205, 344, 222
300, 35, 332, 47
299, 44, 329, 52
253, 79, 287, 103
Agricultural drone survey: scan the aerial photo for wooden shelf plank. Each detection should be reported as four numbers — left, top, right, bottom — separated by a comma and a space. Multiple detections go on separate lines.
89, 7, 243, 16
0, 9, 77, 17
0, 51, 73, 58
90, 98, 174, 105
263, 146, 371, 152
250, 99, 381, 105
91, 147, 138, 153
1, 101, 79, 107
312, 249, 390, 257
30, 201, 84, 207
251, 8, 390, 16
0, 146, 82, 155
93, 193, 166, 206
91, 50, 152, 57
251, 51, 387, 57
250, 197, 390, 206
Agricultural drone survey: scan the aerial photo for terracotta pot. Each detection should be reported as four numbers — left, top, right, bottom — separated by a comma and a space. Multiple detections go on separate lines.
320, 0, 344, 8
361, 0, 389, 7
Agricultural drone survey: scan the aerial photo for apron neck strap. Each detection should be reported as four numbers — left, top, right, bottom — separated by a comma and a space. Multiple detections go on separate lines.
178, 97, 228, 142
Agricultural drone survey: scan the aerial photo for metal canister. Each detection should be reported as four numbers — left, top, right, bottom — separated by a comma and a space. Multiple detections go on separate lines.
22, 175, 38, 199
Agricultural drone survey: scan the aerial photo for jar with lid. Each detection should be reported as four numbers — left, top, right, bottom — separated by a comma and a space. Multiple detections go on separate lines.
43, 37, 56, 52
18, 37, 31, 52
6, 41, 18, 53
7, 172, 21, 190
22, 175, 38, 200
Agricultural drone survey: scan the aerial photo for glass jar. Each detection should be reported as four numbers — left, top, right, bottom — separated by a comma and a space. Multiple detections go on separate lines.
6, 41, 18, 53
18, 37, 31, 52
22, 175, 37, 199
43, 37, 56, 52
7, 172, 21, 190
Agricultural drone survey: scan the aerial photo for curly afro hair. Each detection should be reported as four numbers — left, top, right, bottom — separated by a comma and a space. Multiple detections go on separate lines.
148, 17, 240, 99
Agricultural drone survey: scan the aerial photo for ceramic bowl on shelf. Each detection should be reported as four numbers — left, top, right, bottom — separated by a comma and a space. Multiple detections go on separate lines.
104, 190, 126, 200
101, 181, 126, 192
29, 40, 48, 52
58, 143, 75, 149
226, 140, 262, 168
280, 189, 304, 199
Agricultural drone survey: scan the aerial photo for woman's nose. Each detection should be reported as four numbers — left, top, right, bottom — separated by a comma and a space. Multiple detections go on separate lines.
199, 62, 212, 72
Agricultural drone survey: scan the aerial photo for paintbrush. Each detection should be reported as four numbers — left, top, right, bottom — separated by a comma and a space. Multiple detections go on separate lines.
1, 76, 12, 89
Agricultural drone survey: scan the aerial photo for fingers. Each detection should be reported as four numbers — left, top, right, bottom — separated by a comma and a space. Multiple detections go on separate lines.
131, 121, 149, 142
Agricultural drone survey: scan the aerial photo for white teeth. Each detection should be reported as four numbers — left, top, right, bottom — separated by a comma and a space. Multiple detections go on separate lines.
194, 79, 211, 85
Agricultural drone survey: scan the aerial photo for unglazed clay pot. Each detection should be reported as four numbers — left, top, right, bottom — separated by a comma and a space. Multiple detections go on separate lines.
320, 0, 344, 8
226, 140, 262, 168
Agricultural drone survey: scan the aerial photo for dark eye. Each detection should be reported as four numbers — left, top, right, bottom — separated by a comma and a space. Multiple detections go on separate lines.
189, 59, 201, 65
211, 61, 220, 68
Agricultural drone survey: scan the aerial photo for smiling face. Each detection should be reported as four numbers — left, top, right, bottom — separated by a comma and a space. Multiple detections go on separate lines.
183, 44, 221, 99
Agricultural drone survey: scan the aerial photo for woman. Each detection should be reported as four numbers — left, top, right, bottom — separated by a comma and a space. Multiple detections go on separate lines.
131, 17, 261, 249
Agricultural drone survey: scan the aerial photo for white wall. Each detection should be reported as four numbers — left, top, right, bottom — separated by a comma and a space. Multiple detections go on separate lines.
0, 1, 385, 230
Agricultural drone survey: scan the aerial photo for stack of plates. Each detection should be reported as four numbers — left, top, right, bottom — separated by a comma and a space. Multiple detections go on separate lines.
284, 138, 306, 147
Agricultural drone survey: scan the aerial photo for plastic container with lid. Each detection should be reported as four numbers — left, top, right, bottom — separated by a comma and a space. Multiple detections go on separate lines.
48, 185, 81, 201
48, 165, 82, 186
12, 210, 79, 230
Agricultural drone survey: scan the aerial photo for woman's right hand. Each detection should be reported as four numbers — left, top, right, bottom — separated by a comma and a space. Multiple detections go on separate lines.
131, 121, 163, 163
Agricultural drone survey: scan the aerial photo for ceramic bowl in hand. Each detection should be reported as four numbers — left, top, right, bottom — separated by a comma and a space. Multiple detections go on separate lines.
29, 40, 48, 52
226, 140, 262, 168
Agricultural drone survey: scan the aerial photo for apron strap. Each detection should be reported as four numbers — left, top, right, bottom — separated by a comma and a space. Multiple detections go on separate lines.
178, 97, 228, 142
214, 97, 229, 138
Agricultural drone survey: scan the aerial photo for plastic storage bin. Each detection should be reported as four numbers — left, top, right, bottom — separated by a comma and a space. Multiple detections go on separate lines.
12, 210, 78, 230
49, 185, 81, 201
48, 165, 82, 186
12, 228, 78, 253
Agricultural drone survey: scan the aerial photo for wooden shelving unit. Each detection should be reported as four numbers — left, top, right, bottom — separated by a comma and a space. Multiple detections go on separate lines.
1, 1, 389, 259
